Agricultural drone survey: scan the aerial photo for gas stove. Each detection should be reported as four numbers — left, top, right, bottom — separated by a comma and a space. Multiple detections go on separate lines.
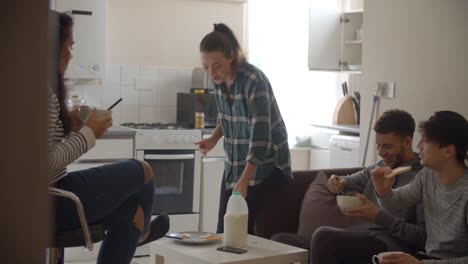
120, 122, 201, 150
121, 122, 186, 130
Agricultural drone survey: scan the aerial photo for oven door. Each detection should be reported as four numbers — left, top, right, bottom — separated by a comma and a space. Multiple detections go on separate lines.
137, 150, 200, 215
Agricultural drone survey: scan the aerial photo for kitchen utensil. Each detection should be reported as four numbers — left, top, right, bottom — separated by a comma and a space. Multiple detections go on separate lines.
344, 82, 349, 96
354, 91, 361, 103
107, 98, 123, 110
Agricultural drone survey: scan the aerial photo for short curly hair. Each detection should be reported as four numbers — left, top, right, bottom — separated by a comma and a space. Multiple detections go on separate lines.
374, 109, 415, 138
418, 111, 468, 164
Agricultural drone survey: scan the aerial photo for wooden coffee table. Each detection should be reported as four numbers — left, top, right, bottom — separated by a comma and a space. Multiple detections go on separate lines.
149, 234, 308, 264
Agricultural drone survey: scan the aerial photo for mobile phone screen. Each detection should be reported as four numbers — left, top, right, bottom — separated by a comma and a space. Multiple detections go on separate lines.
216, 246, 248, 254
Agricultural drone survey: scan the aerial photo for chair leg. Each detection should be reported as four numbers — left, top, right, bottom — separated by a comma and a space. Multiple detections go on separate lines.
47, 248, 64, 264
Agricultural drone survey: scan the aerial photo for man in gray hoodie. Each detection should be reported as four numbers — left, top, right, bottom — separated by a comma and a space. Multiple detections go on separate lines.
373, 111, 468, 264
273, 110, 426, 264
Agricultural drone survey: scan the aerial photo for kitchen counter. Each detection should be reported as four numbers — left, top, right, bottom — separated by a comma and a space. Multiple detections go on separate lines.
311, 123, 360, 136
101, 125, 136, 139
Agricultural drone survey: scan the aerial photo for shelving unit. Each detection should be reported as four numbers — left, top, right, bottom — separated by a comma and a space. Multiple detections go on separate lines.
308, 0, 363, 72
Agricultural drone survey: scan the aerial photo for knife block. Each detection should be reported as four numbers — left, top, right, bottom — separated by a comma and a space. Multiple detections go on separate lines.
333, 96, 357, 125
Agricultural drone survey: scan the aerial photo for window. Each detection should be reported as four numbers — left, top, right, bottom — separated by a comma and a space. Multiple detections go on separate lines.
247, 0, 342, 144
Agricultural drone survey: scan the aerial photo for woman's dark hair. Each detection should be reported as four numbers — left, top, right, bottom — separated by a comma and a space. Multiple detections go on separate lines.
57, 13, 73, 136
199, 23, 246, 70
374, 109, 416, 138
418, 111, 468, 164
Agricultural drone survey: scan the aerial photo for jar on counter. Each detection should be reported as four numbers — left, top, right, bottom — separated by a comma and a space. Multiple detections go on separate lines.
195, 112, 205, 129
67, 95, 86, 110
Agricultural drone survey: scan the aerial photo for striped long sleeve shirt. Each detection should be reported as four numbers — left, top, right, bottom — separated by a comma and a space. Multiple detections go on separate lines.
378, 167, 468, 263
48, 89, 95, 184
214, 63, 292, 189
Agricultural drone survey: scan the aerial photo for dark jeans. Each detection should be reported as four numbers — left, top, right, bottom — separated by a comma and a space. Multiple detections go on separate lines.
216, 168, 287, 234
310, 226, 388, 264
54, 159, 154, 264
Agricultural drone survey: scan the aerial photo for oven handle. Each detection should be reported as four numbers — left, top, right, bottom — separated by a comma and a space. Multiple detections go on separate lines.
144, 154, 195, 160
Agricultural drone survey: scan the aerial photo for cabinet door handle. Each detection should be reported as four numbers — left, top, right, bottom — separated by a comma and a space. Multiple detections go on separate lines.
144, 154, 195, 160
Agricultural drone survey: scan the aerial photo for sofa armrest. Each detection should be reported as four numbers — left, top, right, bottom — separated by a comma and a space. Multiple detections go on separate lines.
254, 167, 363, 239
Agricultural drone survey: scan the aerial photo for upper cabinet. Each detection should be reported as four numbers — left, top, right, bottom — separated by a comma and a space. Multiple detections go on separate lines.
308, 0, 363, 72
54, 0, 107, 80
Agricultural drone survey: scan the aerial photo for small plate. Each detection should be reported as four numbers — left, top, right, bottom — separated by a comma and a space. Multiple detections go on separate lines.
166, 231, 222, 244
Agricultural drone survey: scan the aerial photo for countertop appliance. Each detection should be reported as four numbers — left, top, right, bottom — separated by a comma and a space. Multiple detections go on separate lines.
177, 93, 218, 128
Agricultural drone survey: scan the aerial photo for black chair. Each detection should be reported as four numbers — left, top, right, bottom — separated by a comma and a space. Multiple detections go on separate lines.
47, 187, 105, 264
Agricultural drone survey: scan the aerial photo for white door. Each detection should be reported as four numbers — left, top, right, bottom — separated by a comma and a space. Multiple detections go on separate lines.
200, 157, 225, 233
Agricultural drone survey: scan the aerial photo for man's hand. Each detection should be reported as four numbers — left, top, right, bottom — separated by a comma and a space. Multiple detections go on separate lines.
380, 252, 423, 264
342, 194, 380, 222
328, 175, 346, 194
371, 167, 394, 197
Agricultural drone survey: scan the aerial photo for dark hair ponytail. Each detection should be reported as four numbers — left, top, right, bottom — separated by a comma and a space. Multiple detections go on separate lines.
57, 13, 73, 136
200, 23, 246, 70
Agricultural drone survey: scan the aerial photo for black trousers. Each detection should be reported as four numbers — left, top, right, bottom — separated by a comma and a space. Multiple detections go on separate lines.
216, 168, 287, 234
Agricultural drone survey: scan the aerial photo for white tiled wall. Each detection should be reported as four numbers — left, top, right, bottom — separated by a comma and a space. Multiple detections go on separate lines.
70, 64, 192, 124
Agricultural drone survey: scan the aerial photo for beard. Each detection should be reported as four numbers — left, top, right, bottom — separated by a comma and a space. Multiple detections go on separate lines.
391, 146, 406, 168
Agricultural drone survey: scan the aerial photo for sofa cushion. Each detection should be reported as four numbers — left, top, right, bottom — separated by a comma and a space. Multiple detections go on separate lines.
297, 171, 352, 239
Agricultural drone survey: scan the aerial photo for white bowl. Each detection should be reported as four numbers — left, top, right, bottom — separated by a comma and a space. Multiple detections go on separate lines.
79, 108, 112, 121
336, 195, 363, 210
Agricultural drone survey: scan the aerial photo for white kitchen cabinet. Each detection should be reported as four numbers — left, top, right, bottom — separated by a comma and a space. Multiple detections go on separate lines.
308, 0, 363, 72
54, 0, 106, 80
199, 136, 225, 233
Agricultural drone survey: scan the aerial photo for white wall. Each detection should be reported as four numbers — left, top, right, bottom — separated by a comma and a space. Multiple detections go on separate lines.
107, 0, 247, 67
360, 0, 468, 164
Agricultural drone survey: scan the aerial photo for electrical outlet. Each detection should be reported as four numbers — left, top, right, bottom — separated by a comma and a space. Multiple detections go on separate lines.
377, 82, 395, 98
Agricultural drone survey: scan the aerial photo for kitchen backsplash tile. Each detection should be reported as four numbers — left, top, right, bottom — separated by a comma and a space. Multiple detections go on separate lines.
154, 106, 177, 124
73, 64, 193, 124
139, 65, 158, 81
139, 106, 158, 123
158, 67, 180, 87
101, 85, 122, 106
135, 78, 155, 91
139, 89, 158, 106
121, 64, 139, 86
104, 64, 121, 85
159, 86, 189, 107
120, 105, 140, 123
121, 85, 140, 106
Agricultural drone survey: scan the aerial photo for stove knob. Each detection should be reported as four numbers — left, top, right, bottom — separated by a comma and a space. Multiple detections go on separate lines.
183, 136, 190, 144
174, 137, 181, 144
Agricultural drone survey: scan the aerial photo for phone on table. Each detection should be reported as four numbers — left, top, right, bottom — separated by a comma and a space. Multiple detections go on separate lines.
216, 246, 248, 254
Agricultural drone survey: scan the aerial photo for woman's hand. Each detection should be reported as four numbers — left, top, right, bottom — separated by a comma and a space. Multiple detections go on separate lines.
233, 178, 249, 198
371, 166, 394, 197
194, 136, 218, 156
380, 252, 423, 264
85, 109, 112, 139
68, 108, 84, 132
342, 194, 380, 222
